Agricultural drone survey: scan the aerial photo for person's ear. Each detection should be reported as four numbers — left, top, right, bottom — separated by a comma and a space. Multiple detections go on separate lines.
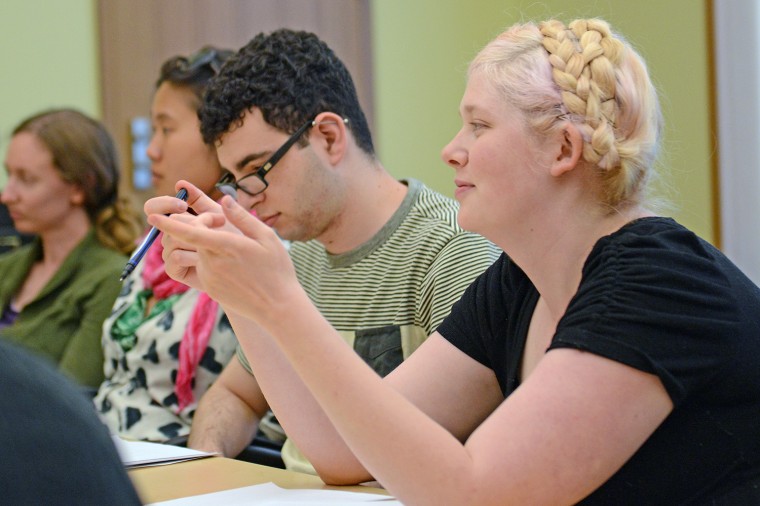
70, 186, 86, 206
312, 112, 348, 165
550, 123, 583, 177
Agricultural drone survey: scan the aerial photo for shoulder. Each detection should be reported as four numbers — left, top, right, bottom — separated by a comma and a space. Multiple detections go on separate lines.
85, 234, 129, 263
584, 218, 734, 287
404, 180, 461, 231
407, 182, 499, 264
556, 217, 760, 403
59, 241, 125, 301
592, 217, 710, 259
76, 235, 129, 276
401, 181, 494, 249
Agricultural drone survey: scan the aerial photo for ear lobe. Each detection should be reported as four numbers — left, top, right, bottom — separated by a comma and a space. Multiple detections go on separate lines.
70, 187, 86, 206
550, 123, 583, 177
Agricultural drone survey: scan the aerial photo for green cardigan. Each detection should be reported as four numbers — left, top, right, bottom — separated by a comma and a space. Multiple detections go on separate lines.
0, 231, 127, 387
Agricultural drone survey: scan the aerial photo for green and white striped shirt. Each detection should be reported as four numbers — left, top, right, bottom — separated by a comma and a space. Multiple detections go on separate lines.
238, 179, 500, 474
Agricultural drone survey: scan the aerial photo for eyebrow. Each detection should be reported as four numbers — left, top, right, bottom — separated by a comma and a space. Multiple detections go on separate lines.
152, 112, 173, 122
461, 104, 483, 116
234, 150, 273, 172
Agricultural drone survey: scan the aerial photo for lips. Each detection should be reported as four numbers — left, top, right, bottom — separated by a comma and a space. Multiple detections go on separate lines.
258, 213, 279, 228
454, 179, 474, 199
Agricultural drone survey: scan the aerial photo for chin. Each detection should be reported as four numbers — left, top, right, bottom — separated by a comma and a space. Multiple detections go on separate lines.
11, 222, 34, 235
456, 210, 477, 233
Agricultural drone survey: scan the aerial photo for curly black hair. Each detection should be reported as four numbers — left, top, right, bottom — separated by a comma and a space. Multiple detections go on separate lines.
199, 29, 374, 155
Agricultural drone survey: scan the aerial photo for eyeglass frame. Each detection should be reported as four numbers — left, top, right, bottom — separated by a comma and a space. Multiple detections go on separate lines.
215, 116, 349, 197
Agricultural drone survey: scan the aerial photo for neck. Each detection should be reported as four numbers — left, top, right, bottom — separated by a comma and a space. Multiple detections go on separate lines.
498, 203, 650, 319
39, 209, 92, 266
318, 160, 408, 255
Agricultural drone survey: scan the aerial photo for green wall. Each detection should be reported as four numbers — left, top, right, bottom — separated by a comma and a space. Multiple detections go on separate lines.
0, 0, 714, 243
0, 0, 100, 185
373, 0, 714, 243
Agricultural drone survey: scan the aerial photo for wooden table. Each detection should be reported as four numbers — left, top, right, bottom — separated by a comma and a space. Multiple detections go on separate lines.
129, 456, 388, 504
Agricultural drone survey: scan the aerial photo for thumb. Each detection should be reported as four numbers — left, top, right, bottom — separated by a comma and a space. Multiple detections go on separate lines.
220, 195, 269, 239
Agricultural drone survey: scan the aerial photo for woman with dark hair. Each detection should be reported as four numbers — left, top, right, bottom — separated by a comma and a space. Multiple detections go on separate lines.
94, 46, 238, 443
0, 108, 141, 387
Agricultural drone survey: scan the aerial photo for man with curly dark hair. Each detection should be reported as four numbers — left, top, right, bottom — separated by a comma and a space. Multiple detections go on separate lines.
151, 29, 499, 475
199, 29, 374, 156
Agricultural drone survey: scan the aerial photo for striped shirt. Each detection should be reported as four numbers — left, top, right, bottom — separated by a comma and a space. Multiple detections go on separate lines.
291, 178, 498, 341
238, 179, 500, 473
239, 178, 499, 371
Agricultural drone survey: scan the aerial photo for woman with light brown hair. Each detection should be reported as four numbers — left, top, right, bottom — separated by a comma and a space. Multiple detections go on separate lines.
0, 108, 141, 387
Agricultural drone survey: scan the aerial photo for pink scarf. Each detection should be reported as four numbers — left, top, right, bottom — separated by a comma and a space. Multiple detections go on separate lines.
142, 233, 218, 413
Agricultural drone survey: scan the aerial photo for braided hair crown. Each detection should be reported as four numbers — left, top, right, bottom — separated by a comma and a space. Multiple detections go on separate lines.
542, 19, 662, 207
541, 19, 624, 170
471, 18, 663, 208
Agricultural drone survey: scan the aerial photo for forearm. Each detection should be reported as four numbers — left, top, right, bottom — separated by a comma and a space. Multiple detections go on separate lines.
259, 296, 476, 503
226, 310, 372, 482
187, 381, 259, 457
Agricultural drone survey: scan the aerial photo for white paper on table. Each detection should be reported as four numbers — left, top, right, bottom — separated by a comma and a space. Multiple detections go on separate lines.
146, 482, 403, 505
112, 435, 217, 468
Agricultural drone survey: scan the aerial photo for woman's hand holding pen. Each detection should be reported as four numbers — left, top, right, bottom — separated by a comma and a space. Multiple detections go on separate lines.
147, 185, 302, 327
144, 181, 230, 291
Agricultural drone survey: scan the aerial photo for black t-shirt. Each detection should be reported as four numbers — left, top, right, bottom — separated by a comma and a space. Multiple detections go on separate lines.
439, 218, 760, 504
0, 340, 141, 505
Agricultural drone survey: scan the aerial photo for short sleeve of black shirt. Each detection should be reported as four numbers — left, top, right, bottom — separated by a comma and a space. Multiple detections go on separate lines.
437, 251, 539, 396
550, 218, 760, 408
437, 218, 760, 503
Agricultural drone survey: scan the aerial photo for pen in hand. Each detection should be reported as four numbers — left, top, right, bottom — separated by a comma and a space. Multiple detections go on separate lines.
119, 188, 189, 281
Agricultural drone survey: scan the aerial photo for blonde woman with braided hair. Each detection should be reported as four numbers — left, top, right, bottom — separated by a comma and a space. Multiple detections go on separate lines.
147, 18, 760, 505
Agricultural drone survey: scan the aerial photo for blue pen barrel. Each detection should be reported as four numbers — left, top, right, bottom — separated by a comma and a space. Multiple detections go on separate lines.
119, 188, 188, 281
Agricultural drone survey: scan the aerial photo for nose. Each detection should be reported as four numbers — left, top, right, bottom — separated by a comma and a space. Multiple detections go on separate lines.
146, 132, 161, 162
1, 181, 16, 204
441, 130, 468, 170
235, 190, 265, 212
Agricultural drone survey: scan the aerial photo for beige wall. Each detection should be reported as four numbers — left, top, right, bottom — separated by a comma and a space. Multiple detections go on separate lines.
0, 0, 100, 182
373, 0, 715, 243
0, 0, 714, 243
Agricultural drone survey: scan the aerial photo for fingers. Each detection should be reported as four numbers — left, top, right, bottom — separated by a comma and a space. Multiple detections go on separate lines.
220, 195, 270, 240
144, 195, 188, 216
144, 181, 222, 217
160, 244, 202, 290
177, 180, 223, 215
165, 247, 199, 270
148, 212, 232, 256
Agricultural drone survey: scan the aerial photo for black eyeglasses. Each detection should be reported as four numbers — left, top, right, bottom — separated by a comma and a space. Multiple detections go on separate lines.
216, 117, 349, 197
